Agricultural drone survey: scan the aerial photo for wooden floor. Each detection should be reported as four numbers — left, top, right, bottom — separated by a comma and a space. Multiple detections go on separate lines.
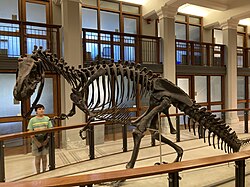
3, 121, 250, 186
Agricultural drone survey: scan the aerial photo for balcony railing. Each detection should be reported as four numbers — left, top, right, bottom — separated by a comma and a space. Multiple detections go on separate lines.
0, 18, 61, 66
82, 28, 161, 64
176, 39, 225, 67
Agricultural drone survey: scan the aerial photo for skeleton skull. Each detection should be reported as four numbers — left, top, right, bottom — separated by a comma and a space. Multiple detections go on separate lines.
13, 56, 44, 101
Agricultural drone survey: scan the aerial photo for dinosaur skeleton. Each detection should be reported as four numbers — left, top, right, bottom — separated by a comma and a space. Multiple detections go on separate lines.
13, 46, 250, 182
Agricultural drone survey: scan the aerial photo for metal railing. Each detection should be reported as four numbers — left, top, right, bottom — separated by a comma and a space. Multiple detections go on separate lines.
0, 18, 61, 62
2, 150, 250, 187
176, 39, 225, 67
0, 108, 250, 183
82, 28, 161, 65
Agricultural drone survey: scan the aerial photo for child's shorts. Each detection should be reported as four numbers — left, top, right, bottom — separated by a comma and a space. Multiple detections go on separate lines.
31, 143, 49, 156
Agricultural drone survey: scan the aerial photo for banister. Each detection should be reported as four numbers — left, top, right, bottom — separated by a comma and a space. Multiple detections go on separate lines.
1, 150, 250, 187
0, 18, 61, 28
0, 107, 250, 141
0, 107, 250, 184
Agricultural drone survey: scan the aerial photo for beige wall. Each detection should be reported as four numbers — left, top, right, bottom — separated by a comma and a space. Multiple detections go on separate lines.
203, 1, 250, 26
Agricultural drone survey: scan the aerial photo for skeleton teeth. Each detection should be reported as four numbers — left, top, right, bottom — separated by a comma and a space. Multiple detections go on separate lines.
14, 48, 247, 172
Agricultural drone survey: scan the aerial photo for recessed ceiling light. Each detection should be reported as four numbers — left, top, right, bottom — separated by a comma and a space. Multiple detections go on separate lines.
178, 3, 216, 17
239, 18, 250, 26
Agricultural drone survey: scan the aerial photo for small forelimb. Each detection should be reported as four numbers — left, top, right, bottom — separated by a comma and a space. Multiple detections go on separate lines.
54, 104, 76, 120
67, 103, 76, 117
54, 113, 69, 120
79, 117, 95, 140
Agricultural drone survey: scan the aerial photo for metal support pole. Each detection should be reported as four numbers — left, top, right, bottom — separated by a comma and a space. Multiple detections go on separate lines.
176, 116, 180, 142
88, 125, 95, 160
151, 134, 156, 146
221, 112, 226, 123
122, 124, 127, 152
158, 113, 162, 164
48, 132, 55, 170
168, 172, 179, 187
0, 141, 5, 182
244, 110, 248, 133
235, 160, 245, 187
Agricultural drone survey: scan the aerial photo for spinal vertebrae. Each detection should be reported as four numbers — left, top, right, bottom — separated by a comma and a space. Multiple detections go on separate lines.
18, 47, 250, 160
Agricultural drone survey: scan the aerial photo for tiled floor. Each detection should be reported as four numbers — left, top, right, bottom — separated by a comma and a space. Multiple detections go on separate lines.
3, 121, 250, 186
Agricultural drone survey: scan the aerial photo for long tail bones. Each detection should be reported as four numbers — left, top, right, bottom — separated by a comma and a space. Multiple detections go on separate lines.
13, 47, 250, 186
177, 102, 250, 153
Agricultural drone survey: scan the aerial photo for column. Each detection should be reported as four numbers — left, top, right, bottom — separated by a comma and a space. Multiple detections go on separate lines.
158, 5, 178, 133
61, 0, 85, 148
221, 18, 239, 125
61, 0, 104, 147
158, 5, 178, 83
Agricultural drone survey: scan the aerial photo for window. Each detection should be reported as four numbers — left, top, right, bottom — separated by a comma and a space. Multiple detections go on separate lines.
26, 38, 47, 54
213, 29, 223, 44
175, 13, 202, 42
177, 78, 190, 95
124, 17, 137, 34
189, 25, 200, 42
83, 0, 98, 7
82, 8, 98, 29
195, 76, 207, 103
31, 78, 54, 115
175, 23, 186, 40
100, 0, 119, 11
100, 11, 120, 32
0, 0, 19, 20
0, 73, 21, 117
237, 76, 246, 116
237, 76, 245, 100
0, 122, 23, 147
26, 2, 46, 23
82, 1, 141, 34
177, 75, 224, 111
237, 34, 244, 47
101, 45, 111, 58
210, 76, 221, 102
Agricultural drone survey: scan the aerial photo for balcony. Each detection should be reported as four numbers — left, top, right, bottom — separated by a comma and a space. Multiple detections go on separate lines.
0, 18, 61, 69
176, 39, 225, 67
82, 28, 161, 65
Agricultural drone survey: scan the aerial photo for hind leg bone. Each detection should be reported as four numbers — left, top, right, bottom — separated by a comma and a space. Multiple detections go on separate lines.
127, 96, 173, 168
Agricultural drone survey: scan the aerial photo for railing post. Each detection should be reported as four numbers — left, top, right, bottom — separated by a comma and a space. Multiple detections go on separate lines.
168, 172, 179, 187
176, 115, 180, 142
244, 110, 248, 133
221, 112, 226, 123
88, 125, 95, 160
0, 141, 5, 182
122, 124, 127, 152
48, 132, 55, 170
235, 160, 245, 187
151, 134, 156, 146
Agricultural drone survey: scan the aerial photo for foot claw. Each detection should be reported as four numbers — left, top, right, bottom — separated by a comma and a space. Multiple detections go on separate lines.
170, 129, 177, 134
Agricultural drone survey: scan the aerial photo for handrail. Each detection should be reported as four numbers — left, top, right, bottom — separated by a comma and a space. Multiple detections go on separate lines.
0, 107, 250, 141
0, 107, 250, 183
1, 150, 250, 187
83, 28, 161, 39
0, 18, 61, 28
176, 39, 225, 47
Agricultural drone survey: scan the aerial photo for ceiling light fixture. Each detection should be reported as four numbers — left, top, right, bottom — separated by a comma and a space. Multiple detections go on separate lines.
178, 3, 214, 17
239, 18, 250, 26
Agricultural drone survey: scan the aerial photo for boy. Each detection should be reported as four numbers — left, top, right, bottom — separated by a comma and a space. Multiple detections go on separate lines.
27, 104, 53, 174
